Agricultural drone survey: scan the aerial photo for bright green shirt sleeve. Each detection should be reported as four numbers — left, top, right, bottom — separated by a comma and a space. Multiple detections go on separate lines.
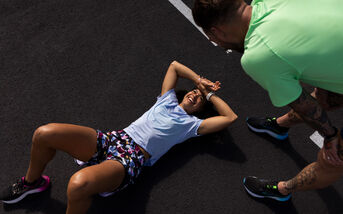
241, 33, 302, 107
241, 0, 343, 107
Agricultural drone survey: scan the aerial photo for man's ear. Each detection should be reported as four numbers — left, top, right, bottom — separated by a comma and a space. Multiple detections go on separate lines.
210, 26, 226, 41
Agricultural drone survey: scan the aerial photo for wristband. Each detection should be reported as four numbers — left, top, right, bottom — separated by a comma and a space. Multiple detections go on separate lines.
206, 92, 215, 101
324, 126, 338, 141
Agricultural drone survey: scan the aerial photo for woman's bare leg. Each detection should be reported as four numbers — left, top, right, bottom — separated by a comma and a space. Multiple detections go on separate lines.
25, 123, 97, 183
66, 160, 125, 214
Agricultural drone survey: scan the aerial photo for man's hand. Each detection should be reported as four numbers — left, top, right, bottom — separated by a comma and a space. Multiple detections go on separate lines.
323, 130, 343, 166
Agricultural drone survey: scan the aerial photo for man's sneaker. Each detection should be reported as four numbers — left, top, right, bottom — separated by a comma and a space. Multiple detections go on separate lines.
0, 175, 50, 204
246, 117, 289, 140
243, 176, 291, 202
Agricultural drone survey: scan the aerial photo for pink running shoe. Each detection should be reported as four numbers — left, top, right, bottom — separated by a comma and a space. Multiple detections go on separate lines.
0, 175, 51, 204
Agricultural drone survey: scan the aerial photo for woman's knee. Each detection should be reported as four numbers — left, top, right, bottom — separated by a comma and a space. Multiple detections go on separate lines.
67, 172, 92, 201
32, 123, 59, 146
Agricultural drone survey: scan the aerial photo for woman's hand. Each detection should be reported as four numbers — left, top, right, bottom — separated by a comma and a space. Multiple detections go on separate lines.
196, 81, 210, 97
198, 77, 221, 92
162, 61, 221, 96
197, 80, 220, 98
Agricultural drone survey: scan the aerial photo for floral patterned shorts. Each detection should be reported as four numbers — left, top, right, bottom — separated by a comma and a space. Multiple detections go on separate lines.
85, 130, 146, 194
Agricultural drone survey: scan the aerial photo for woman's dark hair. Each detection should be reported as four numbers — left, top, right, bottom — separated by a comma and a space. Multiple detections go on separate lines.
175, 89, 189, 104
192, 0, 241, 31
175, 89, 217, 119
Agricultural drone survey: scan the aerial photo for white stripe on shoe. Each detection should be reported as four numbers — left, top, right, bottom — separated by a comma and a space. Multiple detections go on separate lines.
2, 188, 44, 204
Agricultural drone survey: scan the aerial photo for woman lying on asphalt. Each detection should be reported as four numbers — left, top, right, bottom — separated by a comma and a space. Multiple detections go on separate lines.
0, 61, 237, 214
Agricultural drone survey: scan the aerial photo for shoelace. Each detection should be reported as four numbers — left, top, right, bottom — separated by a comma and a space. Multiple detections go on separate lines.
265, 117, 277, 126
265, 184, 278, 190
264, 183, 287, 197
12, 179, 24, 194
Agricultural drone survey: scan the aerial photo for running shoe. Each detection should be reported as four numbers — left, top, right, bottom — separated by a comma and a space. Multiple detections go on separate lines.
243, 176, 291, 202
246, 117, 289, 140
0, 175, 50, 204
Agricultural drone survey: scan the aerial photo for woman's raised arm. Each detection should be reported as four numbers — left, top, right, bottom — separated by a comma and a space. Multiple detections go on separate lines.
161, 61, 219, 96
197, 82, 238, 135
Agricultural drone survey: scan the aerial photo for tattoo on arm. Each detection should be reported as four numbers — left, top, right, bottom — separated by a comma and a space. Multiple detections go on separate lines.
289, 90, 334, 136
283, 163, 318, 192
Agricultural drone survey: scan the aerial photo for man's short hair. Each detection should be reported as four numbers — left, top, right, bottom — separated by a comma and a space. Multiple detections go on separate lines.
192, 0, 242, 31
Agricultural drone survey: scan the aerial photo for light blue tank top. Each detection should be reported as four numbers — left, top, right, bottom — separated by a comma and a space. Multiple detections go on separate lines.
124, 89, 203, 166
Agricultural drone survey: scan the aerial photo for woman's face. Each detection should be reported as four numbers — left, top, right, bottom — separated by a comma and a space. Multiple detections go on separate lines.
180, 89, 206, 114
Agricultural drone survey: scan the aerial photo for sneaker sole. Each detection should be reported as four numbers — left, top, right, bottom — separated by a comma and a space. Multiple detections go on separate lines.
243, 178, 291, 202
246, 122, 288, 140
2, 175, 51, 204
99, 191, 116, 197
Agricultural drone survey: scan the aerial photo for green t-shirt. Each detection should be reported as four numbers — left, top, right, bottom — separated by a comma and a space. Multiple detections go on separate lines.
241, 0, 343, 107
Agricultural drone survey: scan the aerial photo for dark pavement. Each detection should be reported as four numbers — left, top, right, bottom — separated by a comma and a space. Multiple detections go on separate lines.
1, 0, 343, 213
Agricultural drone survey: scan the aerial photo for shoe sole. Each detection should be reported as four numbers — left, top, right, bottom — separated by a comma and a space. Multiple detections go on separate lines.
99, 191, 116, 197
2, 175, 50, 204
243, 178, 291, 202
246, 122, 288, 140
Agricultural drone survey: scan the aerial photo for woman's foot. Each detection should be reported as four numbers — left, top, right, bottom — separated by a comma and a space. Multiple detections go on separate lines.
0, 175, 50, 204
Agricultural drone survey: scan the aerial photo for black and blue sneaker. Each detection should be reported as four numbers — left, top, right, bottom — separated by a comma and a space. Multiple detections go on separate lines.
246, 117, 289, 140
243, 176, 291, 202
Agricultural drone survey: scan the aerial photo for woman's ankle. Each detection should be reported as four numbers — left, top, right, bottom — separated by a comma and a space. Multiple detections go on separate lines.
24, 176, 41, 185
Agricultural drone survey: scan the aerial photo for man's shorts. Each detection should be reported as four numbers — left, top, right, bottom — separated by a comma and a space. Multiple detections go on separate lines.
84, 130, 146, 194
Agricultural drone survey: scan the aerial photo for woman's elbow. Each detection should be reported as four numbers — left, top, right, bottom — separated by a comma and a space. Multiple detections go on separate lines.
232, 113, 238, 122
223, 114, 238, 128
171, 60, 178, 66
228, 113, 238, 124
